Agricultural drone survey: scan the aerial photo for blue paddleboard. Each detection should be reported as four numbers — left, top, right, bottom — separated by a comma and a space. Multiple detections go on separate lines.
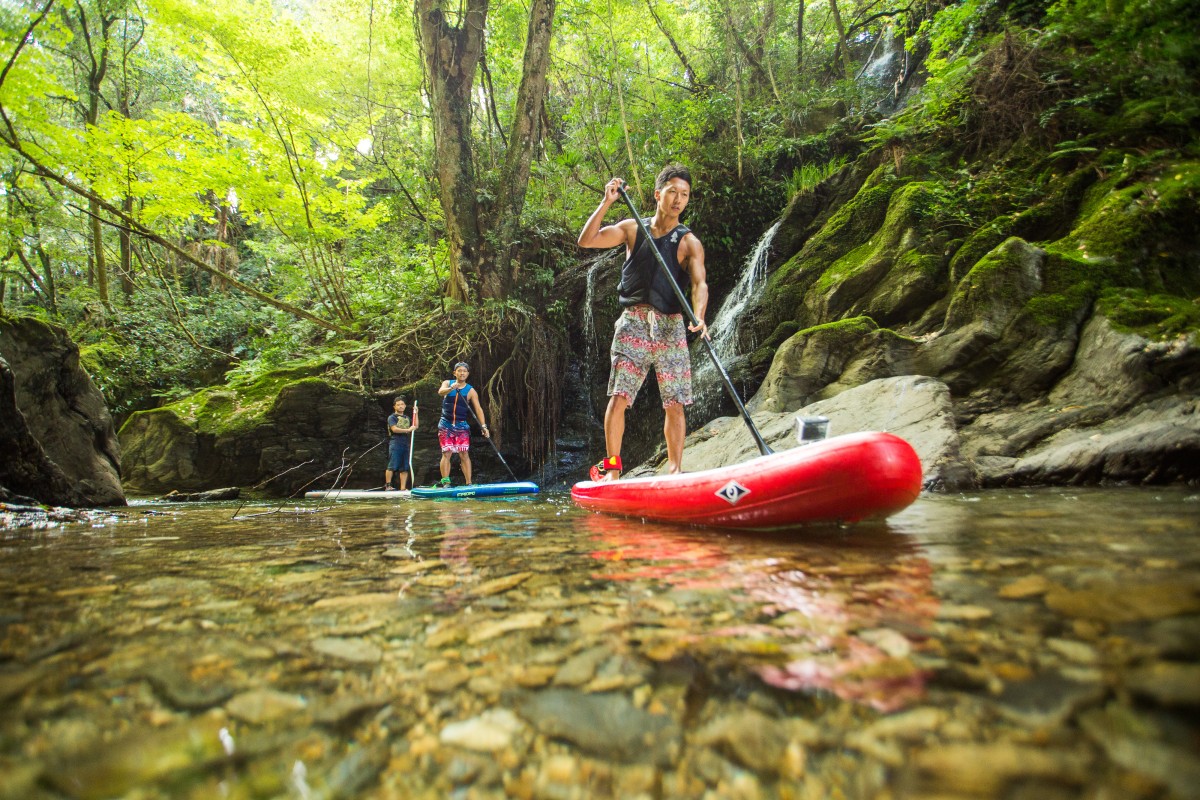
411, 481, 539, 499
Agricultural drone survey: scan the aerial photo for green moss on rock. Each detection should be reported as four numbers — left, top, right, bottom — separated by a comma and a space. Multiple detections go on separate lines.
815, 240, 877, 294
769, 175, 903, 292
135, 370, 348, 438
1061, 161, 1200, 294
950, 166, 1095, 283
896, 249, 945, 280
1096, 288, 1200, 340
809, 182, 949, 321
78, 339, 129, 381
793, 316, 879, 341
950, 217, 1013, 283
946, 236, 1045, 328
1025, 281, 1096, 326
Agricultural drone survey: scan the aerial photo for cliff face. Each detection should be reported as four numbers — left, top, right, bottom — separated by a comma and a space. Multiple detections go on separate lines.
0, 315, 126, 507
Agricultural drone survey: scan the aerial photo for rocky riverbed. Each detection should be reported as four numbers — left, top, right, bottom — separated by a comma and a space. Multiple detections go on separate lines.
1, 488, 1197, 799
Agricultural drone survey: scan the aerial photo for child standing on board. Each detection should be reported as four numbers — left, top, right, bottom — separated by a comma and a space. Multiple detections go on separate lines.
385, 397, 417, 490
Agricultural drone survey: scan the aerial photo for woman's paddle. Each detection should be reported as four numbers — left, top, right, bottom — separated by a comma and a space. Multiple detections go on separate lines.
615, 182, 773, 457
466, 405, 521, 482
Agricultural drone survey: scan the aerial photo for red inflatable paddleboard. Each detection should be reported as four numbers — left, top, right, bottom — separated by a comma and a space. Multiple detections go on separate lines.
571, 431, 922, 530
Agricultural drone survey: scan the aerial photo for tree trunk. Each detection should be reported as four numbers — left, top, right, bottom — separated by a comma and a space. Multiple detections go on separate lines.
89, 203, 109, 303
829, 0, 853, 78
796, 0, 805, 74
647, 0, 699, 89
118, 194, 134, 295
77, 1, 116, 307
415, 0, 489, 303
718, 0, 774, 95
492, 0, 556, 294
14, 248, 56, 312
116, 8, 142, 299
35, 244, 56, 313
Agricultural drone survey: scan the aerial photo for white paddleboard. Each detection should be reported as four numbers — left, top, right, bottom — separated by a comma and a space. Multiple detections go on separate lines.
304, 489, 412, 500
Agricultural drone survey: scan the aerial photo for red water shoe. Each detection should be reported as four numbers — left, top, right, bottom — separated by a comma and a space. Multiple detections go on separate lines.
589, 455, 622, 482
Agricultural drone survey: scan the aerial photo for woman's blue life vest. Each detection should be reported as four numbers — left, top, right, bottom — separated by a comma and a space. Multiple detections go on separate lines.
441, 383, 474, 426
617, 219, 691, 315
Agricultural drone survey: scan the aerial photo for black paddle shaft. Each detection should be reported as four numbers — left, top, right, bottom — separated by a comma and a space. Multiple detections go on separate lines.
464, 402, 519, 482
615, 182, 772, 457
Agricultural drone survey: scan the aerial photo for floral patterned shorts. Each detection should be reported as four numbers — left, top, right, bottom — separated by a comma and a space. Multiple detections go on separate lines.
607, 305, 693, 408
438, 421, 471, 453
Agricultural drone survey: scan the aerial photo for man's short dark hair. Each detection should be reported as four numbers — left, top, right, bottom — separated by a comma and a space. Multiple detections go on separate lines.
655, 164, 692, 191
393, 396, 405, 404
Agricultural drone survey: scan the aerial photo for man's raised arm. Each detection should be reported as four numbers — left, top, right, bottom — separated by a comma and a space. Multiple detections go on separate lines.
578, 178, 632, 250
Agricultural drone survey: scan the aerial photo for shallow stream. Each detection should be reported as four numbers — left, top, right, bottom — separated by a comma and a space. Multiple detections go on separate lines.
2, 487, 1198, 799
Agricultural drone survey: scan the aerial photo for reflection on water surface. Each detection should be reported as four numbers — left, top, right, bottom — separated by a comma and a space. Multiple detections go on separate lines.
1, 488, 1197, 799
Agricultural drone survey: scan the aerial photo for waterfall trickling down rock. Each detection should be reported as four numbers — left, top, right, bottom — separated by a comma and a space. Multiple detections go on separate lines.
581, 250, 621, 406
859, 26, 902, 87
582, 258, 601, 378
859, 25, 912, 113
690, 221, 780, 420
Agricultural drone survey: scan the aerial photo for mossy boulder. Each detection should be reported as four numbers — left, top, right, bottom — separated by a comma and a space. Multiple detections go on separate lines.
750, 317, 920, 412
806, 181, 950, 327
948, 166, 1096, 284
756, 170, 903, 338
914, 236, 1083, 400
120, 371, 388, 496
1051, 314, 1199, 412
1057, 161, 1200, 295
964, 314, 1200, 487
772, 151, 886, 261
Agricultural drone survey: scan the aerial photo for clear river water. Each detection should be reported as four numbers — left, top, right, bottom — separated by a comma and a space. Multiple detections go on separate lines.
1, 487, 1198, 799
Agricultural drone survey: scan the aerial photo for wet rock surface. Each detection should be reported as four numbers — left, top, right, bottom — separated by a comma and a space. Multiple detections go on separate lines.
158, 487, 243, 502
0, 316, 125, 508
118, 377, 388, 496
0, 487, 1197, 799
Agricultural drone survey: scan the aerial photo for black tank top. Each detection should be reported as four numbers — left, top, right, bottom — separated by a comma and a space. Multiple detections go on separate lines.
617, 219, 691, 314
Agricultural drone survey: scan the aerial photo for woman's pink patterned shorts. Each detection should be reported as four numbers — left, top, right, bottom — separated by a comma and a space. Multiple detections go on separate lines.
438, 423, 471, 453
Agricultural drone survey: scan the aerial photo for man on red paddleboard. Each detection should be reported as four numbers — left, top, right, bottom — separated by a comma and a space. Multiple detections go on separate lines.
577, 164, 709, 481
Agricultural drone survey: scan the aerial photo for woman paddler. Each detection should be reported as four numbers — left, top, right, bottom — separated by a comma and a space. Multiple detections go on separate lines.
435, 361, 491, 487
